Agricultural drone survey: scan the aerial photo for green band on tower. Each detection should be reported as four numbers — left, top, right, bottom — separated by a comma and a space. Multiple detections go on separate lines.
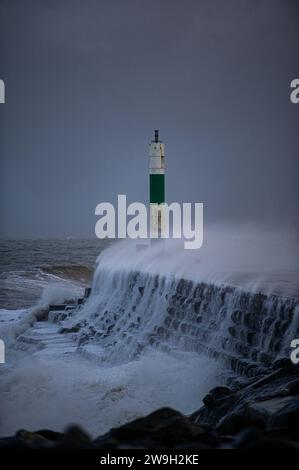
150, 174, 165, 204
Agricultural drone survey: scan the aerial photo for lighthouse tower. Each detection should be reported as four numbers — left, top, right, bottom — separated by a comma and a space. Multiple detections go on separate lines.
149, 130, 165, 238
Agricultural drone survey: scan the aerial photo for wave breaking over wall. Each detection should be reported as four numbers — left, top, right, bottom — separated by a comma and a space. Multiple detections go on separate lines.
61, 237, 299, 378
1, 232, 299, 436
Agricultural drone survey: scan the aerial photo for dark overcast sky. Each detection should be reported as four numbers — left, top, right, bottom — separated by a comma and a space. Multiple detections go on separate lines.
0, 0, 298, 237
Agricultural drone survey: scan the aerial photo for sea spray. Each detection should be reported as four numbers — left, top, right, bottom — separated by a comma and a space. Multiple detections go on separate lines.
0, 348, 219, 437
65, 264, 298, 375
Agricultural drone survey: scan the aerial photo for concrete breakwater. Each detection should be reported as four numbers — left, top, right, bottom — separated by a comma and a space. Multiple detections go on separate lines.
18, 270, 299, 380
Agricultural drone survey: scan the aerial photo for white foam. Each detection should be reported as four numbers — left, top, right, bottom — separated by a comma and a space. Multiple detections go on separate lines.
0, 308, 33, 348
0, 350, 218, 437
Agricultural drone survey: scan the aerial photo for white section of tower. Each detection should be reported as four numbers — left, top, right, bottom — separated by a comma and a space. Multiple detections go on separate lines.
149, 141, 165, 175
149, 130, 165, 238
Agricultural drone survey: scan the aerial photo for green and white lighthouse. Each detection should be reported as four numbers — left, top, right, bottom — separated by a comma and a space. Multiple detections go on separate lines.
149, 130, 165, 238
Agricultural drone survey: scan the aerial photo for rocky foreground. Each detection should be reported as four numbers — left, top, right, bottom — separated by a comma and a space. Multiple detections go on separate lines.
1, 358, 298, 449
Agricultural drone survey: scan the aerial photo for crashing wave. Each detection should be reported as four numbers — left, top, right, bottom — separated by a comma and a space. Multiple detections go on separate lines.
60, 265, 299, 377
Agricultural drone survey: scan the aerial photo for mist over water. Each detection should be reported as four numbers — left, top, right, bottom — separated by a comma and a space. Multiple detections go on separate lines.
96, 225, 299, 298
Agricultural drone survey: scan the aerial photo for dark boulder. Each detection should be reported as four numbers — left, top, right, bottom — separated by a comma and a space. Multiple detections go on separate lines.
203, 386, 232, 410
94, 408, 219, 449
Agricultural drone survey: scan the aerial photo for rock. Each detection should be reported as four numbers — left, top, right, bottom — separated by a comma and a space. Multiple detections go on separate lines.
35, 429, 62, 441
288, 378, 299, 395
271, 358, 295, 371
203, 386, 232, 410
217, 408, 266, 435
268, 396, 299, 428
0, 426, 92, 449
0, 430, 54, 449
193, 362, 299, 441
233, 427, 299, 449
232, 427, 263, 448
56, 425, 92, 449
94, 408, 219, 449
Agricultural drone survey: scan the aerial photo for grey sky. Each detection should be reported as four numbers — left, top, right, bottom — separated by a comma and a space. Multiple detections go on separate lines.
0, 0, 298, 237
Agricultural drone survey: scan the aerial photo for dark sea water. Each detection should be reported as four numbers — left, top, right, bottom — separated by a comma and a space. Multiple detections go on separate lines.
0, 239, 112, 309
